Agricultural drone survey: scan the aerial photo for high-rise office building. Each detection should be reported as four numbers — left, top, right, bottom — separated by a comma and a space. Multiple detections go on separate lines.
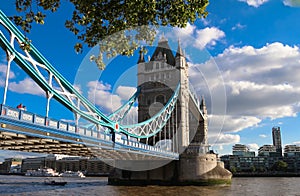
272, 126, 282, 156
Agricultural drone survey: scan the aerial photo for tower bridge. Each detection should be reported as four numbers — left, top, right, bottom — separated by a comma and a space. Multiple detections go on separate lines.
0, 10, 231, 184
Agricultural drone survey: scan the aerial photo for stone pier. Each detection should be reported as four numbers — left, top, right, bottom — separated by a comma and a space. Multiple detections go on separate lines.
108, 153, 232, 185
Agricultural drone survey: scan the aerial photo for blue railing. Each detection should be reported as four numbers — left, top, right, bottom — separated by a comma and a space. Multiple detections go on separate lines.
0, 104, 178, 158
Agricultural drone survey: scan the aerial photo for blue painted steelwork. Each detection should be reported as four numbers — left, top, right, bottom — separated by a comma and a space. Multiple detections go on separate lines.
0, 10, 180, 139
0, 10, 114, 128
108, 87, 140, 122
0, 104, 179, 159
122, 83, 180, 138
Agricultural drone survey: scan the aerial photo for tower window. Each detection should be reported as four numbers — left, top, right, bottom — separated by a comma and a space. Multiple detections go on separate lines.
145, 63, 153, 71
156, 63, 159, 69
156, 74, 159, 80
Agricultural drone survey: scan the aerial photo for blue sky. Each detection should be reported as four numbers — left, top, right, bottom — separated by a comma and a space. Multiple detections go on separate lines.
1, 0, 300, 160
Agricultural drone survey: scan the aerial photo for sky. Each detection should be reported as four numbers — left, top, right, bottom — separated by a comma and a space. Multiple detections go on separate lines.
1, 0, 300, 160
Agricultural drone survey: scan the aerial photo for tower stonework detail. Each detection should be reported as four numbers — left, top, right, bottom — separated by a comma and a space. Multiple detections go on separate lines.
108, 37, 232, 185
137, 37, 192, 151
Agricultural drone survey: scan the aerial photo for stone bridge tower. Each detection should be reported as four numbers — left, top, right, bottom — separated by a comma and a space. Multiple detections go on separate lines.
109, 37, 232, 185
137, 36, 190, 151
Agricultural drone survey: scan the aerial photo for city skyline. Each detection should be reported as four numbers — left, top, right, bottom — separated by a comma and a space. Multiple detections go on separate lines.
1, 1, 300, 160
229, 126, 287, 156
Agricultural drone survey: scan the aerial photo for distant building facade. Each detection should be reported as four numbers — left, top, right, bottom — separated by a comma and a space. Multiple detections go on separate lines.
19, 155, 113, 176
284, 145, 300, 172
221, 127, 300, 173
232, 144, 255, 157
0, 158, 22, 173
258, 145, 277, 157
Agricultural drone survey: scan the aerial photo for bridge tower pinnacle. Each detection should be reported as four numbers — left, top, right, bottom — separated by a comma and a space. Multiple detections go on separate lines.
200, 96, 208, 148
175, 40, 190, 148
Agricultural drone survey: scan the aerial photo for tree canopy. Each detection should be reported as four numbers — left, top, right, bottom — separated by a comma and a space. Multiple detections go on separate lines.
11, 0, 209, 69
271, 161, 288, 172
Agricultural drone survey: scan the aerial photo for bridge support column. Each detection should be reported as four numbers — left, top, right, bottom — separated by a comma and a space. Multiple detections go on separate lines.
108, 154, 232, 185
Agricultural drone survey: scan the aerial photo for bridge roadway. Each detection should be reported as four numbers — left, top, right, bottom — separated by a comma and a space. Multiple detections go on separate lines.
0, 104, 179, 160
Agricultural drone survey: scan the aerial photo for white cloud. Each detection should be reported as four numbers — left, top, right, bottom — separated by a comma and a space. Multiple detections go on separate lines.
200, 18, 210, 26
224, 116, 261, 133
194, 27, 225, 50
232, 23, 246, 31
73, 84, 82, 94
259, 134, 267, 138
238, 0, 269, 7
116, 86, 136, 100
87, 81, 122, 113
248, 143, 259, 151
171, 25, 225, 50
171, 23, 196, 48
189, 42, 300, 139
220, 43, 300, 119
292, 141, 300, 145
207, 114, 261, 134
87, 80, 137, 114
9, 77, 44, 96
283, 0, 300, 7
0, 64, 15, 79
173, 23, 196, 39
209, 133, 240, 145
87, 80, 111, 91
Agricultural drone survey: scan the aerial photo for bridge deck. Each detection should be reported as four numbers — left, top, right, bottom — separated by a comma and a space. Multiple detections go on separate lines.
0, 105, 179, 160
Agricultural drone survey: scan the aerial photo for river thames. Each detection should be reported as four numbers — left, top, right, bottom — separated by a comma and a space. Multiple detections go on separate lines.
0, 175, 299, 195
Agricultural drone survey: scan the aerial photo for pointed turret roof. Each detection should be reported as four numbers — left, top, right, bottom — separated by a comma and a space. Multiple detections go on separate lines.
150, 35, 175, 66
175, 39, 184, 57
200, 95, 207, 112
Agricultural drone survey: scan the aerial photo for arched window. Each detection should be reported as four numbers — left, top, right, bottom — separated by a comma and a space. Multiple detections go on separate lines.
145, 63, 153, 71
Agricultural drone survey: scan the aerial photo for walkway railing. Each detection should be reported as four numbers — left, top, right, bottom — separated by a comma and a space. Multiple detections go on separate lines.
0, 104, 178, 158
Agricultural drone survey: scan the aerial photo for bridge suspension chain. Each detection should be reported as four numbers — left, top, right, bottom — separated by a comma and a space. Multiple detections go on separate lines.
121, 83, 180, 138
0, 10, 114, 129
0, 10, 179, 139
108, 87, 140, 122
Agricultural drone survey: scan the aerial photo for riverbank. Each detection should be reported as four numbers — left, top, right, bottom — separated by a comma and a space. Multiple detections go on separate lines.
0, 173, 109, 177
233, 172, 300, 177
1, 175, 300, 195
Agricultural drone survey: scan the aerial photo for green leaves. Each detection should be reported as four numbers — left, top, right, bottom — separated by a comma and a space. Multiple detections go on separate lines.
12, 0, 209, 69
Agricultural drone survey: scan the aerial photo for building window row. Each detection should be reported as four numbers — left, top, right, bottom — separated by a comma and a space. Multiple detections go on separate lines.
148, 72, 171, 81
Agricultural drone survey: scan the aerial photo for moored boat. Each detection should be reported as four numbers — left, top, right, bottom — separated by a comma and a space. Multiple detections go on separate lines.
59, 171, 86, 178
25, 168, 59, 177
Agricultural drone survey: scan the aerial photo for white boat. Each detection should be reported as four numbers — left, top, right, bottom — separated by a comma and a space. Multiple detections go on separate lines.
59, 171, 86, 178
25, 168, 59, 177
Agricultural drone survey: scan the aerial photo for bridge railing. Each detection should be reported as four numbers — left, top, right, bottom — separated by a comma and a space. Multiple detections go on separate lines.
0, 104, 112, 140
0, 104, 178, 158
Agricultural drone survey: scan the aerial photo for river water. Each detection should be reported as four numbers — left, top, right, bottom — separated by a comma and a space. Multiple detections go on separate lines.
0, 175, 299, 196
